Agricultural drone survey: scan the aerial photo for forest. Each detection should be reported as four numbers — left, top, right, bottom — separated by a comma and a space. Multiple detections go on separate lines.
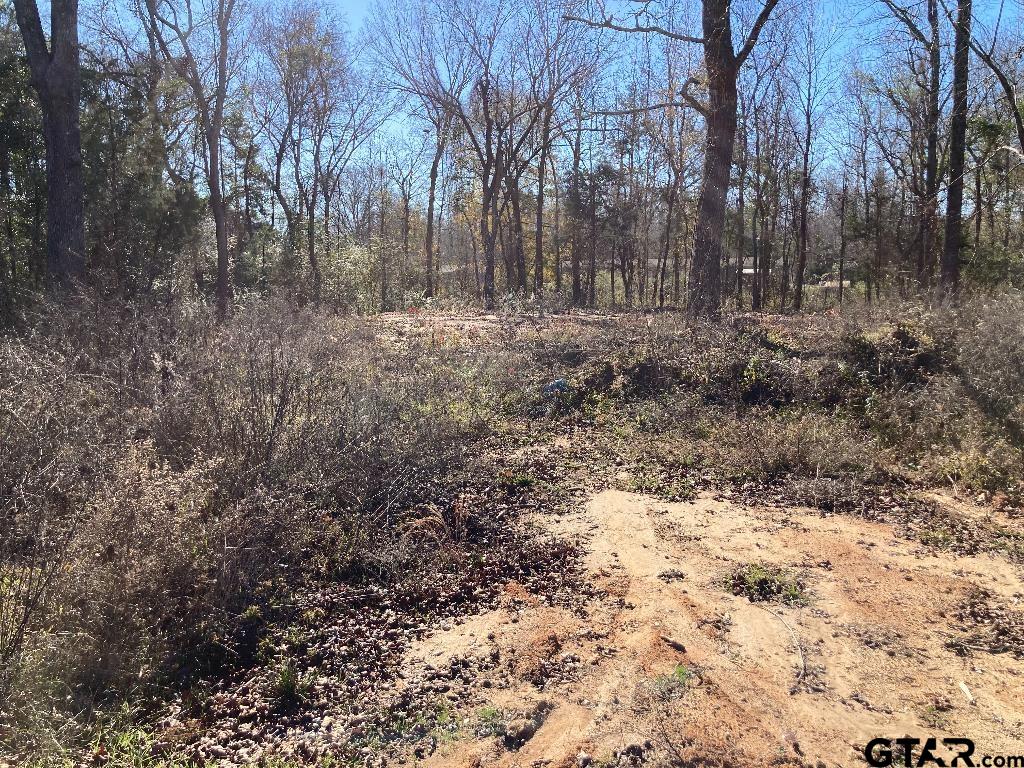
2, 0, 1024, 766
0, 0, 1021, 312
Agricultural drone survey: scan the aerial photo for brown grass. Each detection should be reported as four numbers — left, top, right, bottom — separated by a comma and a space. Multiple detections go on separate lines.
2, 291, 1022, 764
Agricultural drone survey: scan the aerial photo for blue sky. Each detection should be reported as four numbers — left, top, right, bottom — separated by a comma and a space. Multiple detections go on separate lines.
333, 0, 866, 30
335, 0, 372, 30
333, 0, 875, 50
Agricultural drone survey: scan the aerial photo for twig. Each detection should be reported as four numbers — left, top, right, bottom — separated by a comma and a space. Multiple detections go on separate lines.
659, 634, 687, 653
754, 604, 807, 681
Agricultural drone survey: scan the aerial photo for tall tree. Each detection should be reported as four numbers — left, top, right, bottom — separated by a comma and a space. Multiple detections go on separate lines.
943, 0, 971, 295
879, 0, 943, 285
789, 4, 837, 310
12, 0, 85, 285
255, 1, 386, 299
142, 0, 244, 316
569, 0, 781, 316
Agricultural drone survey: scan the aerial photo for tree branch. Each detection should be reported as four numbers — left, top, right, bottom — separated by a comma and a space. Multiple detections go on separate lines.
593, 76, 708, 118
563, 13, 704, 44
939, 0, 1024, 154
878, 0, 930, 47
11, 0, 51, 84
736, 0, 781, 67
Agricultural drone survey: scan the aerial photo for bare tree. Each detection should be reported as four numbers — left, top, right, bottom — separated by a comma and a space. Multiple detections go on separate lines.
788, 4, 838, 310
13, 0, 85, 285
943, 0, 972, 295
141, 0, 247, 316
256, 1, 387, 298
956, 0, 1024, 156
879, 0, 944, 285
568, 0, 782, 316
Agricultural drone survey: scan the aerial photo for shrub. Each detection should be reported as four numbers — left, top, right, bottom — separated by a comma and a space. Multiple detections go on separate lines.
707, 411, 879, 482
0, 296, 530, 758
951, 294, 1024, 437
727, 564, 806, 605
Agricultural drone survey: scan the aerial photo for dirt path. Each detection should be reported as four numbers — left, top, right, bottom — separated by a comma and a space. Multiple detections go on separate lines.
403, 483, 1024, 767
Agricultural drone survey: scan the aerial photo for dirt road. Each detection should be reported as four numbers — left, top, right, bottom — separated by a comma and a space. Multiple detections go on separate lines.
403, 477, 1024, 767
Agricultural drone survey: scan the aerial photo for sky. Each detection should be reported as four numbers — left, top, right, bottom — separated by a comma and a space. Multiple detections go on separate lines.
335, 0, 372, 31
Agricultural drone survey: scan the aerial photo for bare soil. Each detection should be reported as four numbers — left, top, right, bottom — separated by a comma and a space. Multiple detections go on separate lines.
401, 449, 1024, 767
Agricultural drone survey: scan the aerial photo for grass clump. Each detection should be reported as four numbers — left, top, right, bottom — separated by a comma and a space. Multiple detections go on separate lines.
727, 564, 807, 605
272, 660, 310, 709
476, 705, 506, 737
652, 664, 695, 700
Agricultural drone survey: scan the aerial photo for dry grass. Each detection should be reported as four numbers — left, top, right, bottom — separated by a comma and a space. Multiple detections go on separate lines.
2, 291, 1022, 765
541, 294, 1024, 502
0, 297, 535, 761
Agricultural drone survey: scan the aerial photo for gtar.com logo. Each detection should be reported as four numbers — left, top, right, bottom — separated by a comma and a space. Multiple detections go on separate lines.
864, 737, 1024, 767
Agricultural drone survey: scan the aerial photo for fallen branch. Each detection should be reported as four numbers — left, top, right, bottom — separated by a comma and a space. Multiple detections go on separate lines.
659, 634, 687, 653
754, 604, 807, 682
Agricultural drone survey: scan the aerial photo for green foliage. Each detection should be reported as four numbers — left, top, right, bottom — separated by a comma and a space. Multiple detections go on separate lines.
0, 7, 46, 304
726, 564, 807, 606
626, 465, 697, 502
476, 705, 505, 737
79, 65, 205, 294
272, 660, 310, 708
497, 469, 536, 494
652, 664, 694, 699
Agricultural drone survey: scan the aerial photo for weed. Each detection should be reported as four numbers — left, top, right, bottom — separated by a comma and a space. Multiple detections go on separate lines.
918, 527, 954, 550
652, 664, 694, 699
431, 699, 460, 742
727, 564, 807, 605
240, 605, 263, 625
498, 470, 536, 494
920, 704, 949, 729
627, 468, 697, 502
476, 705, 506, 737
272, 660, 310, 708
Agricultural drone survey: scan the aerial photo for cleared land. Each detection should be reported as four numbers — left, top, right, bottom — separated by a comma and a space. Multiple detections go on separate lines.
3, 304, 1023, 767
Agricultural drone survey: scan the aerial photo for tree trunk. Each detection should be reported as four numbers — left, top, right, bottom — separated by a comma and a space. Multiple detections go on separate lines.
379, 171, 388, 311
402, 190, 411, 291
570, 121, 583, 305
510, 181, 527, 291
793, 109, 812, 311
14, 0, 86, 287
751, 125, 763, 311
838, 178, 847, 305
943, 0, 971, 297
736, 133, 747, 307
482, 175, 498, 309
534, 106, 552, 297
688, 0, 739, 318
921, 0, 941, 285
658, 178, 678, 308
552, 155, 562, 295
588, 167, 597, 307
425, 132, 444, 298
306, 191, 321, 298
207, 128, 232, 316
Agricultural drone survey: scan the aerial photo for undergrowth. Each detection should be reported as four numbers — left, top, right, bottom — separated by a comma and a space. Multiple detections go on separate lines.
0, 297, 535, 764
3, 292, 1022, 765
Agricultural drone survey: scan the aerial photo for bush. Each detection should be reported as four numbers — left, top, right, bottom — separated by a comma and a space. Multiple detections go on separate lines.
726, 563, 806, 605
0, 296, 528, 758
952, 294, 1024, 435
707, 411, 879, 482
